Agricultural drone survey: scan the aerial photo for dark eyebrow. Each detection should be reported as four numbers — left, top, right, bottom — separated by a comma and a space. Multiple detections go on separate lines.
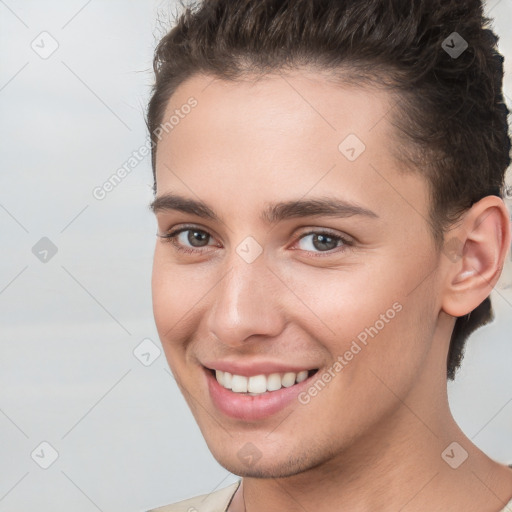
150, 193, 220, 221
262, 197, 378, 223
149, 193, 378, 223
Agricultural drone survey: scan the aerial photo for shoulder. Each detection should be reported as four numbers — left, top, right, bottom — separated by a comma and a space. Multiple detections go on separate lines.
146, 480, 241, 512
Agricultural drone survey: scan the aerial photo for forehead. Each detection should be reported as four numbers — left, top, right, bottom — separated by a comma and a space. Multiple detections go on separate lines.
154, 70, 429, 225
158, 70, 394, 160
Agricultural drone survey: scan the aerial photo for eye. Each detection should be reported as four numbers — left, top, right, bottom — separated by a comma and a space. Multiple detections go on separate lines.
292, 230, 352, 255
158, 225, 353, 257
157, 226, 219, 254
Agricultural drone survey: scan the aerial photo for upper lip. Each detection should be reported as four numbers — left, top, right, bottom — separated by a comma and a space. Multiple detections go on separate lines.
202, 360, 318, 377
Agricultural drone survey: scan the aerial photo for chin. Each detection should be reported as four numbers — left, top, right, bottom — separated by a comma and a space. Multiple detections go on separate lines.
209, 444, 324, 479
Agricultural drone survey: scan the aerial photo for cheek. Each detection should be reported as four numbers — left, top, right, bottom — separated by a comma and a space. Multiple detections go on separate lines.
151, 246, 216, 351
279, 258, 435, 379
151, 248, 191, 342
278, 261, 401, 338
334, 277, 437, 398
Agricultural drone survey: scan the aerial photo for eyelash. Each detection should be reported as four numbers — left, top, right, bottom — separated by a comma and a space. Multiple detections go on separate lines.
157, 225, 354, 257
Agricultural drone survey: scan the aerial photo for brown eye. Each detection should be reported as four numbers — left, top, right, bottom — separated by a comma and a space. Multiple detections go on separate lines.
157, 226, 219, 255
295, 231, 348, 253
185, 229, 210, 247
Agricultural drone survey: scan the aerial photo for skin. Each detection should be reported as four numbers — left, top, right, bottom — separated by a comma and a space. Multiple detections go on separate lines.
150, 70, 512, 512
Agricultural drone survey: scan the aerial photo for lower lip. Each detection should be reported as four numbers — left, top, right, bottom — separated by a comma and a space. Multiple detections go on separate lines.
205, 367, 318, 421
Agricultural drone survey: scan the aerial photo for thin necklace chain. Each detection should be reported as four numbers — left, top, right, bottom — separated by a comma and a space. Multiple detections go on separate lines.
242, 483, 248, 512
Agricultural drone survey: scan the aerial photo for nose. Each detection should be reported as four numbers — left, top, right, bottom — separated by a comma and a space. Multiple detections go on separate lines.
206, 252, 286, 348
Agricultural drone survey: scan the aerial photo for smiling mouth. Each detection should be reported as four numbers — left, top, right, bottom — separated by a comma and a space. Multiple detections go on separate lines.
207, 367, 319, 395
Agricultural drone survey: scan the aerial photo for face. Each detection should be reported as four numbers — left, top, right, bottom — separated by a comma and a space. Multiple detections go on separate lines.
151, 70, 446, 478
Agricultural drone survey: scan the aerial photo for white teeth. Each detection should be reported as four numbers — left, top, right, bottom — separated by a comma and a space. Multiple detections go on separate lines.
266, 373, 282, 391
281, 372, 296, 387
231, 374, 248, 393
248, 375, 267, 393
214, 369, 313, 394
296, 370, 308, 383
223, 371, 232, 389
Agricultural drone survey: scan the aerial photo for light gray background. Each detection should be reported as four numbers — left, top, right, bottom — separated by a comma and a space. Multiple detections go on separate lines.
0, 1, 511, 511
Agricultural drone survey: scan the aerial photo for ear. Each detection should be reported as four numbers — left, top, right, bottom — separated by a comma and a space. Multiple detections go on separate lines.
441, 196, 511, 317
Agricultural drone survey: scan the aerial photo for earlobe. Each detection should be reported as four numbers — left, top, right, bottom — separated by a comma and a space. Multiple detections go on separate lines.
441, 196, 511, 317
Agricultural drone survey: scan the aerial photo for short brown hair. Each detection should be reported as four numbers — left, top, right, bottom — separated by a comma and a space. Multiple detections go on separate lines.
146, 0, 511, 380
